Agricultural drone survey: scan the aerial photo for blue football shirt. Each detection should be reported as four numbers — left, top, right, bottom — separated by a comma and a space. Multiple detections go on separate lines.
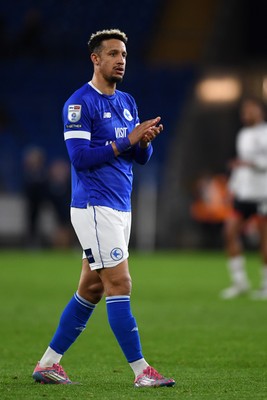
63, 81, 152, 211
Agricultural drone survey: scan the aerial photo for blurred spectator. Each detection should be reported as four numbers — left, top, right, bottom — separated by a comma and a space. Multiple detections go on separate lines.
23, 148, 75, 249
23, 146, 47, 247
47, 159, 74, 248
0, 105, 22, 193
190, 172, 232, 248
191, 172, 232, 224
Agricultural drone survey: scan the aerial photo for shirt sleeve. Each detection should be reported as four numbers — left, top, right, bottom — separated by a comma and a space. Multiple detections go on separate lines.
132, 142, 153, 165
63, 97, 115, 170
65, 138, 115, 170
237, 129, 267, 171
251, 156, 267, 171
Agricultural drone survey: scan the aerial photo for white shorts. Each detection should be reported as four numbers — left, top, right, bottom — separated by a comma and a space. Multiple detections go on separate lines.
71, 205, 131, 270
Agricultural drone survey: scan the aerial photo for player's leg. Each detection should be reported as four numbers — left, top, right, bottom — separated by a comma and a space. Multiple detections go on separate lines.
33, 260, 103, 384
33, 206, 105, 384
252, 215, 267, 299
91, 206, 174, 387
85, 207, 148, 379
78, 258, 104, 302
98, 260, 144, 366
97, 261, 175, 387
47, 259, 103, 357
221, 212, 250, 298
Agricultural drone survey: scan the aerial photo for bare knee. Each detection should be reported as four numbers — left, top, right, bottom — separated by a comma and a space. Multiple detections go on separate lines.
78, 281, 104, 304
98, 262, 132, 296
105, 274, 132, 297
78, 259, 104, 304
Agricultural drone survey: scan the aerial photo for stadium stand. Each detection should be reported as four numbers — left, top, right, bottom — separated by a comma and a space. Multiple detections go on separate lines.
0, 0, 196, 246
0, 0, 195, 185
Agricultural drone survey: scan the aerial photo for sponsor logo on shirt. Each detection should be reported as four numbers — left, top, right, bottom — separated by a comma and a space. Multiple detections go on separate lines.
115, 127, 128, 138
65, 123, 82, 129
103, 112, 112, 118
123, 108, 133, 121
68, 105, 81, 122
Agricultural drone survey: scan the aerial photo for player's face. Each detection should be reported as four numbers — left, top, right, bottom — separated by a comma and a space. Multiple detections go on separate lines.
96, 39, 127, 84
240, 100, 264, 126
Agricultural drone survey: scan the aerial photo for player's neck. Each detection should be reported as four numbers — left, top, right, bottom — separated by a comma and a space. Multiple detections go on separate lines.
91, 75, 116, 96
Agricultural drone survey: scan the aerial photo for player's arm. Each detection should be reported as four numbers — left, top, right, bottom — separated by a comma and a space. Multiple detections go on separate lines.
63, 99, 132, 169
228, 155, 267, 172
110, 117, 163, 161
65, 136, 136, 170
249, 144, 267, 171
249, 159, 267, 171
65, 137, 114, 170
63, 100, 117, 169
132, 142, 153, 165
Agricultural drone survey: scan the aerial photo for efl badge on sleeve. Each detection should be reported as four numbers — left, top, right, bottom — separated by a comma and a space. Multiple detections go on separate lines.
68, 105, 82, 122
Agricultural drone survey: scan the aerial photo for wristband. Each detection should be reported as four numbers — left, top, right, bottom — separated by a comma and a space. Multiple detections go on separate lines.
115, 137, 131, 153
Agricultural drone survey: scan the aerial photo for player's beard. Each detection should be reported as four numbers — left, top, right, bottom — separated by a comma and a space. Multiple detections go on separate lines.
102, 69, 124, 84
107, 75, 124, 84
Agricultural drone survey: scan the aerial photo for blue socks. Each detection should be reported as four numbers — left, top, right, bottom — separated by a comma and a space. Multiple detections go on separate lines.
106, 295, 143, 363
49, 293, 143, 365
50, 292, 95, 355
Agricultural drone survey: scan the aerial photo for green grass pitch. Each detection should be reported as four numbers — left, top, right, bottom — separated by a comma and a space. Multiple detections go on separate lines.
0, 249, 267, 399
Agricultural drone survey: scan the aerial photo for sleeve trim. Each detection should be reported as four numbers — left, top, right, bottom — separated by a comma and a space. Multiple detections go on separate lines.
64, 130, 91, 140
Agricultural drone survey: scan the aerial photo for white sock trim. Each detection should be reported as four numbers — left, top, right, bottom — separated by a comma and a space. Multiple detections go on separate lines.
228, 255, 248, 285
129, 358, 149, 378
39, 346, 62, 368
75, 291, 96, 309
228, 255, 245, 270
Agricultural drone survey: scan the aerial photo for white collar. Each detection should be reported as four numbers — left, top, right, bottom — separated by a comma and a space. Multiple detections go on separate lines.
88, 80, 103, 94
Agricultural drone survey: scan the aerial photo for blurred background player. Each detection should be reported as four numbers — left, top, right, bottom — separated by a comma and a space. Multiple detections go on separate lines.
32, 29, 175, 388
221, 97, 267, 299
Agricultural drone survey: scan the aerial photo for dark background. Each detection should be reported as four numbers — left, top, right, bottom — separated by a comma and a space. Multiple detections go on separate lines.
1, 0, 267, 249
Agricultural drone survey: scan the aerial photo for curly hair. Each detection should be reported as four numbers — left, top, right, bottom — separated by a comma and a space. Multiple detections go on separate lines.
88, 29, 128, 54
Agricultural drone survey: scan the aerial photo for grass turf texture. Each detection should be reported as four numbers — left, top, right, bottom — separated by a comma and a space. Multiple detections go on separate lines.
0, 250, 267, 399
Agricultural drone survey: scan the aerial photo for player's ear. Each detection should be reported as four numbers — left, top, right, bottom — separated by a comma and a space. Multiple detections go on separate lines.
91, 52, 99, 65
